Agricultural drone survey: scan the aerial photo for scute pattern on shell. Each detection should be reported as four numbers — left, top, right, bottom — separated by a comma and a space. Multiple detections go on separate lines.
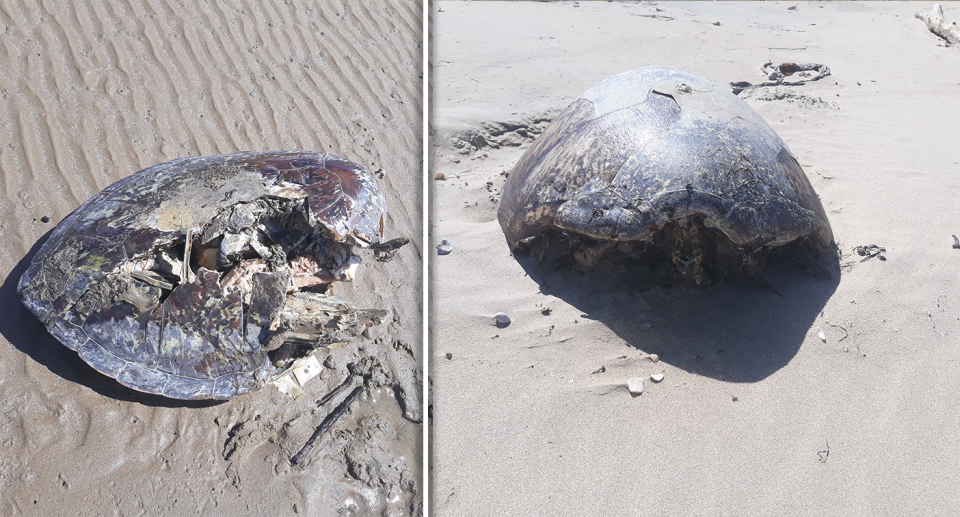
18, 150, 386, 400
498, 66, 833, 253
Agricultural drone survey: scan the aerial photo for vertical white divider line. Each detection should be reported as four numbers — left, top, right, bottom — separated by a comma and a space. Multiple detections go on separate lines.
421, 0, 431, 515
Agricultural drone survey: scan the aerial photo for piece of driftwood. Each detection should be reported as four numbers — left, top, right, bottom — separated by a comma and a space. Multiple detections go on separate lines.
290, 386, 364, 466
916, 4, 960, 45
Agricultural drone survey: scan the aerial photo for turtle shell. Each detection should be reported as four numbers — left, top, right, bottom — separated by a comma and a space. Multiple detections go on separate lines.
19, 150, 388, 400
498, 67, 833, 261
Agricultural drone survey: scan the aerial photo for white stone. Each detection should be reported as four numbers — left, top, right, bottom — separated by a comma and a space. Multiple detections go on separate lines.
650, 373, 664, 382
627, 378, 644, 395
493, 312, 511, 326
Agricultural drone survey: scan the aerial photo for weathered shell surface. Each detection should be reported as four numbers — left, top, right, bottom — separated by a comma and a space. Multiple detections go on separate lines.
19, 150, 386, 400
498, 66, 833, 252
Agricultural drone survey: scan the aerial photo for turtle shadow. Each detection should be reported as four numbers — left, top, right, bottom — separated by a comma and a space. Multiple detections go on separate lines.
0, 232, 222, 409
519, 253, 840, 383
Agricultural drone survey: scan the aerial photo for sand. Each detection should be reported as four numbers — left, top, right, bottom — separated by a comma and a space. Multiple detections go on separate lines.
430, 2, 960, 515
0, 1, 422, 516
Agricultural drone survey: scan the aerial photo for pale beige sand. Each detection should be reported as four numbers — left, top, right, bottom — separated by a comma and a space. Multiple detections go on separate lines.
431, 2, 960, 515
0, 1, 422, 515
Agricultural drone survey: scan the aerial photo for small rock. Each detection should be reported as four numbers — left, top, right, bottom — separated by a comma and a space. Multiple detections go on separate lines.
627, 378, 644, 396
493, 312, 511, 327
647, 353, 659, 363
817, 327, 826, 343
650, 373, 664, 382
434, 172, 446, 180
445, 352, 453, 360
40, 216, 50, 223
436, 240, 454, 255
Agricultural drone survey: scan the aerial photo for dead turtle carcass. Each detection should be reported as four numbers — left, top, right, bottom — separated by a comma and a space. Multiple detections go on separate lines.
19, 150, 407, 400
498, 66, 833, 284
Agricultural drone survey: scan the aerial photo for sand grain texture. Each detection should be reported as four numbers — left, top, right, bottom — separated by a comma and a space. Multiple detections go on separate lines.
431, 2, 960, 515
0, 1, 422, 515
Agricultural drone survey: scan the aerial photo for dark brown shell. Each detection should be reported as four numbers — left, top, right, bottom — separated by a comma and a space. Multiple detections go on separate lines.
498, 67, 833, 254
18, 150, 386, 400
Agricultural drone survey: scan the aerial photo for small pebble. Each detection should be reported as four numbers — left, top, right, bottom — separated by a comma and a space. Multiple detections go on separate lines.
445, 352, 453, 360
40, 216, 50, 223
493, 312, 511, 327
648, 353, 659, 363
434, 172, 446, 180
436, 240, 454, 255
650, 373, 664, 382
627, 378, 644, 396
817, 327, 826, 343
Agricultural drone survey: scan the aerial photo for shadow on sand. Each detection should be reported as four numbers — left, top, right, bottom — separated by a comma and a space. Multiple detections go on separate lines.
0, 231, 222, 408
518, 252, 840, 383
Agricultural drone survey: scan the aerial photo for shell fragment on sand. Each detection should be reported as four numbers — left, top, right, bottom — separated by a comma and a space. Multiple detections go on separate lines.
437, 239, 454, 255
493, 312, 511, 327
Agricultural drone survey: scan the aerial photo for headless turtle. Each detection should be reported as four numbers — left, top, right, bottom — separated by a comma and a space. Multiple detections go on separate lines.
498, 66, 833, 284
19, 150, 407, 400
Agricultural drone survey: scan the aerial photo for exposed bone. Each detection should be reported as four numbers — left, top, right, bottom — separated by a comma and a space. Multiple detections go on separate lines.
293, 273, 336, 289
916, 4, 960, 45
264, 181, 308, 200
220, 258, 269, 302
153, 251, 184, 284
270, 292, 388, 352
218, 233, 251, 266
128, 270, 174, 290
118, 257, 156, 275
334, 256, 362, 282
183, 228, 195, 284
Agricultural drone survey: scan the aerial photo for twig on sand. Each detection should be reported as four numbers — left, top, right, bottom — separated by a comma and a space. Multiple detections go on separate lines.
916, 4, 960, 46
818, 440, 830, 463
318, 362, 357, 406
852, 244, 886, 262
290, 386, 364, 466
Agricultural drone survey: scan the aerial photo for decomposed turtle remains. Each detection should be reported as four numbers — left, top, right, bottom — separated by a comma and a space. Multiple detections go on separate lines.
19, 150, 407, 400
498, 66, 833, 284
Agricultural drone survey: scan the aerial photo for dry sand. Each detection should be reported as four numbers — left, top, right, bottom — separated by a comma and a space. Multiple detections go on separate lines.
0, 1, 422, 516
430, 2, 960, 515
